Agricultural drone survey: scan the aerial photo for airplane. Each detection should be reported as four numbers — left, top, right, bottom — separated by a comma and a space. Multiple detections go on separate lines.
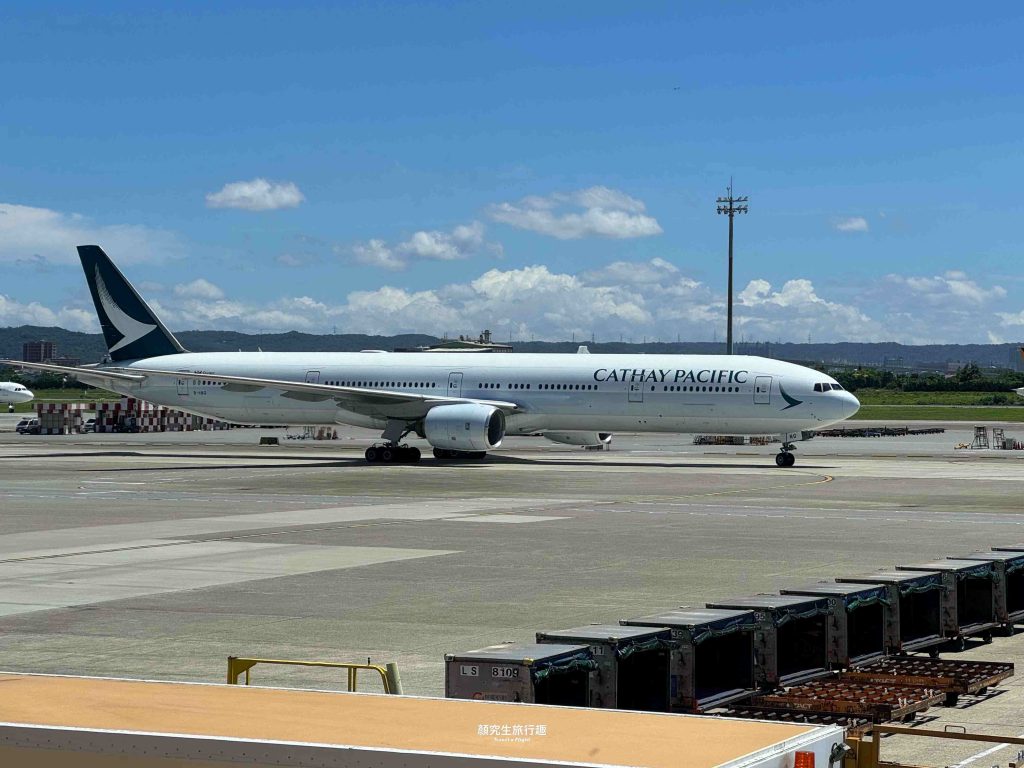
3, 245, 860, 467
1, 381, 35, 411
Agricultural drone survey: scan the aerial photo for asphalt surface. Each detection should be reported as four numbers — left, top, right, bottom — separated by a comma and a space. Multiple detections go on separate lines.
1, 416, 1023, 765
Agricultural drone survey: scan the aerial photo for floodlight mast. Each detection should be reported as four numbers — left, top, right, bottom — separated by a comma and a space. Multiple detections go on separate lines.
716, 180, 748, 355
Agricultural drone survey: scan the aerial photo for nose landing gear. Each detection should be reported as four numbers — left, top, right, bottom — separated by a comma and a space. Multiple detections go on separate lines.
775, 440, 797, 467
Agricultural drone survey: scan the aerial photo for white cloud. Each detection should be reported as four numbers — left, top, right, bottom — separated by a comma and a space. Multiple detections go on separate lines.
351, 239, 406, 272
350, 221, 498, 271
736, 278, 884, 341
398, 221, 486, 261
173, 278, 225, 300
3, 254, 1019, 345
835, 216, 869, 233
997, 310, 1024, 327
205, 178, 304, 211
886, 271, 1007, 306
275, 252, 320, 268
0, 294, 98, 332
584, 256, 669, 284
488, 186, 663, 239
0, 202, 182, 265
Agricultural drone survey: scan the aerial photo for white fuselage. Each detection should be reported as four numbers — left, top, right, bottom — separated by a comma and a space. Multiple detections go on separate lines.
0, 382, 34, 404
103, 352, 859, 436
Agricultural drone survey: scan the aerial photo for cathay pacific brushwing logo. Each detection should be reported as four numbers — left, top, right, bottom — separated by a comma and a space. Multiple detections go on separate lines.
95, 267, 157, 353
779, 384, 803, 410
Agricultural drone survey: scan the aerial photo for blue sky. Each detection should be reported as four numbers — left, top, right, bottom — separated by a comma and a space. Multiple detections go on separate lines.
2, 3, 1024, 344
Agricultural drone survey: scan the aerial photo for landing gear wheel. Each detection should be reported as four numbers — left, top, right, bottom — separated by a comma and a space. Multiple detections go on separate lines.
407, 447, 421, 463
365, 447, 379, 462
381, 448, 394, 462
776, 452, 795, 467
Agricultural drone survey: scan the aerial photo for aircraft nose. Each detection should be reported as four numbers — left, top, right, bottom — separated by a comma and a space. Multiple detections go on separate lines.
840, 391, 860, 419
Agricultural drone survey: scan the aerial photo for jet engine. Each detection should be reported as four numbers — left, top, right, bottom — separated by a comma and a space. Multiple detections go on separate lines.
542, 431, 613, 448
424, 403, 506, 452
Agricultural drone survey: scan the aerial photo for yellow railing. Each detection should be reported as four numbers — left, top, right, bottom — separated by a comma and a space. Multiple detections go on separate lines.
227, 656, 402, 694
846, 725, 1024, 768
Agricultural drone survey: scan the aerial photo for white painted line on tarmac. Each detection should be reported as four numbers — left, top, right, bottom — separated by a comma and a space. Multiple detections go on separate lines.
950, 732, 1024, 768
80, 480, 146, 485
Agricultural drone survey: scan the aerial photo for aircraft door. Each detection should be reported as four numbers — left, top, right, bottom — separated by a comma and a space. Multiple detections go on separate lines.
176, 371, 189, 397
754, 375, 772, 405
448, 372, 463, 397
305, 370, 320, 384
628, 381, 644, 403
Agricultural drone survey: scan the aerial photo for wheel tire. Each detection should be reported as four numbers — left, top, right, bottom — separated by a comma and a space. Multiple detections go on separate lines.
381, 448, 394, 462
982, 631, 993, 644
407, 447, 421, 463
775, 453, 787, 467
365, 447, 379, 462
928, 647, 941, 659
784, 452, 796, 467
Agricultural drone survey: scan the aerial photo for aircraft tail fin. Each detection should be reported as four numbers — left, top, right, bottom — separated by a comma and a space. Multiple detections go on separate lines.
78, 245, 187, 361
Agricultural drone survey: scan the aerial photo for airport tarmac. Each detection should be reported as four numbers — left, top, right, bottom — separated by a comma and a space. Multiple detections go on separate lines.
1, 419, 1023, 765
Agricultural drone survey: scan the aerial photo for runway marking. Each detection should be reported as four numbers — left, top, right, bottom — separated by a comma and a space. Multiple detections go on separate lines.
80, 480, 146, 485
444, 514, 570, 524
0, 499, 577, 563
950, 732, 1024, 768
0, 542, 457, 618
649, 471, 833, 501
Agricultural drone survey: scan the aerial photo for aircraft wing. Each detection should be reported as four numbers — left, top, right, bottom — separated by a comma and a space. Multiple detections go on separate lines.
3, 360, 521, 420
118, 366, 521, 420
1, 360, 145, 390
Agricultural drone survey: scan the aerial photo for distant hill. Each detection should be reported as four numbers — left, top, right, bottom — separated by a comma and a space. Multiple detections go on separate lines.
1, 325, 1021, 371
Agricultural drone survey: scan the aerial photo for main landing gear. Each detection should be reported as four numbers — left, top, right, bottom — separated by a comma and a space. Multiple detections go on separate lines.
775, 440, 797, 468
365, 444, 421, 463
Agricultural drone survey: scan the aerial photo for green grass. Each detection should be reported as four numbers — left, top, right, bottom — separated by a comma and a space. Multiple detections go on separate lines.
850, 405, 1024, 422
854, 388, 1024, 406
7, 388, 120, 414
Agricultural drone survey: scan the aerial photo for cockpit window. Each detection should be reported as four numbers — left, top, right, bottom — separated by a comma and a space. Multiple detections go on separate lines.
831, 383, 843, 391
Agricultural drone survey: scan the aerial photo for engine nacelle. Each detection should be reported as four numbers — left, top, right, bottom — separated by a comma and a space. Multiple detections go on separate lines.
543, 431, 613, 448
424, 403, 505, 452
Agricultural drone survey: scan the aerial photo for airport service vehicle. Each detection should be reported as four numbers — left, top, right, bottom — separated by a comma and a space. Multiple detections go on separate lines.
1, 381, 33, 412
15, 417, 40, 435
83, 417, 97, 433
5, 245, 859, 467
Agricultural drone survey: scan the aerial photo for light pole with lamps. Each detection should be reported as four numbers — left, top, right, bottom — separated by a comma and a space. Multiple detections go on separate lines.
716, 181, 748, 355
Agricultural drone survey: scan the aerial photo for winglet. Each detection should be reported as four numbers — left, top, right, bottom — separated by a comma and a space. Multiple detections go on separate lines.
78, 245, 186, 361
